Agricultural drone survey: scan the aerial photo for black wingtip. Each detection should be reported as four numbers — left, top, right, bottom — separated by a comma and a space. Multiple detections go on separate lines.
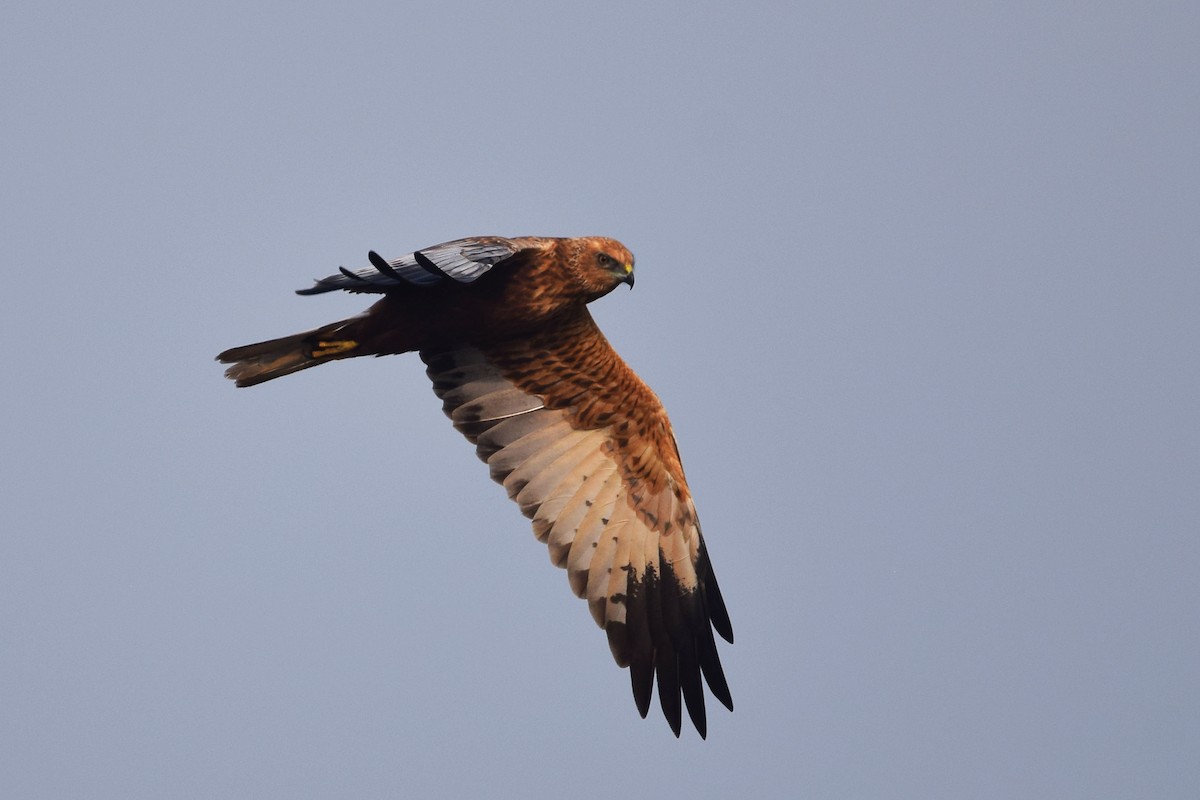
367, 250, 406, 281
413, 249, 449, 278
679, 646, 708, 738
700, 538, 734, 644
697, 622, 733, 713
296, 280, 334, 296
294, 267, 362, 296
630, 658, 654, 719
656, 649, 683, 737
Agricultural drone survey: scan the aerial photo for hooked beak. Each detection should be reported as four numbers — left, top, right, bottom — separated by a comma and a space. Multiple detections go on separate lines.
621, 263, 635, 289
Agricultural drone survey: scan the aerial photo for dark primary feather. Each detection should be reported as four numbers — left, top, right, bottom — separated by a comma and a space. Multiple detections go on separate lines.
297, 236, 523, 295
367, 250, 407, 282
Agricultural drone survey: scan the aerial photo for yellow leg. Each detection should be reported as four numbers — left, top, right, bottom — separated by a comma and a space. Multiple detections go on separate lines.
310, 339, 358, 358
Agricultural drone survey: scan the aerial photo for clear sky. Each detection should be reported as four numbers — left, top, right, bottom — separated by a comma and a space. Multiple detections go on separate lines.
2, 2, 1197, 798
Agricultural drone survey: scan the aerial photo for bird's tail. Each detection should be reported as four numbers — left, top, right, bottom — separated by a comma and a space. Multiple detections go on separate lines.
217, 316, 365, 387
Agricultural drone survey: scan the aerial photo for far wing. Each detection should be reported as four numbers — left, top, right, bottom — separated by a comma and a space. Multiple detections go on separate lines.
297, 236, 524, 295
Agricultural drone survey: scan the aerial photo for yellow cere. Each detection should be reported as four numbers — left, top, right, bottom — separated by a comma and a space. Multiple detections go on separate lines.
624, 263, 633, 274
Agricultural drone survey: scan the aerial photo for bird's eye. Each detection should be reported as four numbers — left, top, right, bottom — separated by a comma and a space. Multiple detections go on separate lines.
597, 253, 613, 267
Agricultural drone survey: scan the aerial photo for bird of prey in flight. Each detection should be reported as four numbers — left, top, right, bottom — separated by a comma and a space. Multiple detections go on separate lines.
217, 235, 733, 737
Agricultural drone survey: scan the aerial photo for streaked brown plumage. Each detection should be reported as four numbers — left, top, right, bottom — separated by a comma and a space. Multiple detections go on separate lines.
217, 235, 733, 737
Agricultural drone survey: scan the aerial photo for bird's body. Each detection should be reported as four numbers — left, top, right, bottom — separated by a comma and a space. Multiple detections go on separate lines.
218, 235, 733, 737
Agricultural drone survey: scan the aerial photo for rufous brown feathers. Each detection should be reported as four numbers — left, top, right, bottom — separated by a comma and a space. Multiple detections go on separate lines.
217, 235, 732, 737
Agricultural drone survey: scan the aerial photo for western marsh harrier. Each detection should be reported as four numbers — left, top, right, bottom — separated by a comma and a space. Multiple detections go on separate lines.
217, 236, 733, 737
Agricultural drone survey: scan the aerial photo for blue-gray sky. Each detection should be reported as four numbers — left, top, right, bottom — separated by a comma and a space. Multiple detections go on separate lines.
2, 2, 1197, 797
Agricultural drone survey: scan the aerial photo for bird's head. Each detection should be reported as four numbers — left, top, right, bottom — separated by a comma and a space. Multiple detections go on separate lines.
564, 237, 635, 299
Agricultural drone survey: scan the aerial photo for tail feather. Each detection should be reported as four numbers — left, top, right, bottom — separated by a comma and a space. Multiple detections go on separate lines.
217, 317, 362, 387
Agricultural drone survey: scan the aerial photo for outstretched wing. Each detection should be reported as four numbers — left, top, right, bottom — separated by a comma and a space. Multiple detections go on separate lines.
420, 308, 733, 738
297, 236, 525, 295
